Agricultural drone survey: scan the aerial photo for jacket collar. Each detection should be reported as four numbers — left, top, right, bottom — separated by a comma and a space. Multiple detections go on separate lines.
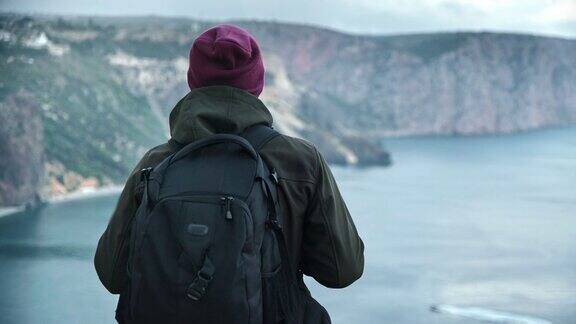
169, 86, 273, 144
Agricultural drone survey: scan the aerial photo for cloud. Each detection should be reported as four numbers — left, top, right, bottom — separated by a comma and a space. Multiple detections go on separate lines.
0, 0, 575, 37
535, 0, 576, 22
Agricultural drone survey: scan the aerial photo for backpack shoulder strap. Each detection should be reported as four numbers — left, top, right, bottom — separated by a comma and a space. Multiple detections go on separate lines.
242, 123, 281, 185
244, 124, 303, 314
241, 124, 281, 151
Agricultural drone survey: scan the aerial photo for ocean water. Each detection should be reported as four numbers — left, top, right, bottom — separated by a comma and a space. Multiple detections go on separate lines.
0, 127, 575, 323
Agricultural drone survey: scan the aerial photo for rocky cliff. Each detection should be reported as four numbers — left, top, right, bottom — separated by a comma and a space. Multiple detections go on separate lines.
0, 93, 44, 206
1, 13, 575, 205
238, 23, 576, 136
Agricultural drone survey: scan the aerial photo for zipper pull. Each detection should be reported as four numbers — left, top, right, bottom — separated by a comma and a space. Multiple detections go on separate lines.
221, 196, 234, 220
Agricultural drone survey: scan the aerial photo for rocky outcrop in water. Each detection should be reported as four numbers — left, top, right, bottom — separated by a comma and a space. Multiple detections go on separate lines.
0, 93, 44, 206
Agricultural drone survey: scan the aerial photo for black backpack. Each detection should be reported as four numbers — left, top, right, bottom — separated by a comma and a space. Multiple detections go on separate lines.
117, 125, 302, 324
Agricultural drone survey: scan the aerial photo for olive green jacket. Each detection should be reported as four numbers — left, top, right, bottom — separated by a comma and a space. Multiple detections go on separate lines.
94, 86, 364, 294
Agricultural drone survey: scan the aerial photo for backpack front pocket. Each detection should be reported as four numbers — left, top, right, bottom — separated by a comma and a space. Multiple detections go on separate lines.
172, 200, 218, 276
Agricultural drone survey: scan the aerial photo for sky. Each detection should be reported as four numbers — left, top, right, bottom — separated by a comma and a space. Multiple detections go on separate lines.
1, 0, 575, 38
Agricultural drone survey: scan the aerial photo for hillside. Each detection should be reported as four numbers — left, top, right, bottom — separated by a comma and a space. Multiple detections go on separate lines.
1, 13, 575, 206
239, 23, 576, 136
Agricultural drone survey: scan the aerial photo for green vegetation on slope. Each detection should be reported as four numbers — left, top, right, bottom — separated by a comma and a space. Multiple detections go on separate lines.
0, 18, 167, 183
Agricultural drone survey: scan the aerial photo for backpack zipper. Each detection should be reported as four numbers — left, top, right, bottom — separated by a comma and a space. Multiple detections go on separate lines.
155, 194, 246, 220
221, 196, 235, 220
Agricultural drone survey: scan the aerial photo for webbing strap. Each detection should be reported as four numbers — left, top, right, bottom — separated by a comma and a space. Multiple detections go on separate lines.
186, 255, 215, 301
241, 124, 281, 151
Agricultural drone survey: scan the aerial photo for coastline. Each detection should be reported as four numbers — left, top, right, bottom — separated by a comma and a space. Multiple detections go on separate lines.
48, 185, 123, 204
0, 185, 123, 219
0, 206, 26, 219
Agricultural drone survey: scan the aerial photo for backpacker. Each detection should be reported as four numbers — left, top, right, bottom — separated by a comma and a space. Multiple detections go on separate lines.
116, 125, 302, 324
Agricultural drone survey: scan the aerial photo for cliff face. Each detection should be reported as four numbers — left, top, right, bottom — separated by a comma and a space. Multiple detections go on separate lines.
239, 26, 576, 136
1, 14, 575, 205
0, 93, 44, 206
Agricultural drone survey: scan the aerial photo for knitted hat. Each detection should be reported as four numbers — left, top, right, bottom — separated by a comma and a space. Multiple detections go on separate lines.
187, 24, 265, 97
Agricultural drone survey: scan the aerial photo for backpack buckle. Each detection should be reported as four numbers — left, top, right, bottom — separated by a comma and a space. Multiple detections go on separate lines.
270, 168, 279, 184
139, 167, 152, 181
185, 256, 214, 301
266, 219, 281, 230
186, 272, 212, 301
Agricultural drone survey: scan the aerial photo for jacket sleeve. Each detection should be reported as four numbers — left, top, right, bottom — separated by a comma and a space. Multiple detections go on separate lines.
300, 148, 365, 288
94, 153, 149, 294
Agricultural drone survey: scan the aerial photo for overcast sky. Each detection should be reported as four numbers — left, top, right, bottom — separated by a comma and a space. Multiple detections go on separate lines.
1, 0, 575, 38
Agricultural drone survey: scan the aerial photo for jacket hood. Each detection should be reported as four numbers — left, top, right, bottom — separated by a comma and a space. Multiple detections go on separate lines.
169, 86, 273, 144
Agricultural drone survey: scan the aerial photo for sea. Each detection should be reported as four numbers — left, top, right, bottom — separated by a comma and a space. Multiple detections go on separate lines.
1, 127, 575, 323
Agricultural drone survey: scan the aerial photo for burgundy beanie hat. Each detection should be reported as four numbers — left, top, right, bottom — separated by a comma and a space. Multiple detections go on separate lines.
187, 24, 265, 97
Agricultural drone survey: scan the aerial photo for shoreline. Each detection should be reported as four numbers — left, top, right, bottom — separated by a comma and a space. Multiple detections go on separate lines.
0, 185, 123, 219
48, 185, 123, 204
0, 206, 26, 219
